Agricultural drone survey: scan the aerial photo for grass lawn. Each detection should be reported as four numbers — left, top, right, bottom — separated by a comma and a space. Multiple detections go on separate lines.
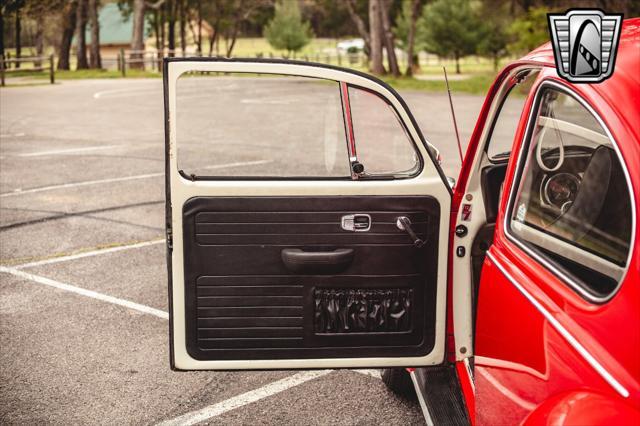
2, 38, 507, 94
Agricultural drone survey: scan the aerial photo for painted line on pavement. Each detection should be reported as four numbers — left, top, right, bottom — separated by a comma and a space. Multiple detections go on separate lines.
16, 145, 121, 157
0, 160, 271, 197
0, 266, 169, 320
156, 370, 334, 426
13, 239, 164, 269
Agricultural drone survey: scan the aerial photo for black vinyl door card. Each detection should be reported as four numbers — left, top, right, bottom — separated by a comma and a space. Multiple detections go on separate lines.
182, 196, 441, 361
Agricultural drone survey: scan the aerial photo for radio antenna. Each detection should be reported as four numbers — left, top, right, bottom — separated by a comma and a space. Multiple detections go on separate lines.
443, 66, 464, 164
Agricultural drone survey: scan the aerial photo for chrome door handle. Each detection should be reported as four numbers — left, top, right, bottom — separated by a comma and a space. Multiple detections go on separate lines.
341, 214, 371, 232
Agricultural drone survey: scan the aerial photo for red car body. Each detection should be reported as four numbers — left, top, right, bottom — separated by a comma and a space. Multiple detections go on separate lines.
448, 17, 640, 425
163, 17, 639, 425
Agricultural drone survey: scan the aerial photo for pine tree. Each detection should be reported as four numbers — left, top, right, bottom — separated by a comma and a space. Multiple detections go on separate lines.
264, 0, 313, 58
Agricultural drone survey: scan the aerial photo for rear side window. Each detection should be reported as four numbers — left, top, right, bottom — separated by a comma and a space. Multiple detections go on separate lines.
175, 72, 420, 179
508, 86, 632, 299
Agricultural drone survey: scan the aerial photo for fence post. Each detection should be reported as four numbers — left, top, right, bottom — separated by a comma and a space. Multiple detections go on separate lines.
0, 54, 5, 87
49, 54, 55, 84
120, 48, 126, 77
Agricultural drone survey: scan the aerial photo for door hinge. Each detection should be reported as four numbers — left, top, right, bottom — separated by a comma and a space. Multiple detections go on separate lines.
166, 228, 173, 250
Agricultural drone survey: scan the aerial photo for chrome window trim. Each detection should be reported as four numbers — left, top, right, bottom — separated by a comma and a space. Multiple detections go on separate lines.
502, 80, 637, 304
486, 251, 629, 398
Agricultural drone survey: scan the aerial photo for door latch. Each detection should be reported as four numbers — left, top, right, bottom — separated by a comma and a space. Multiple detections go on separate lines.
396, 216, 425, 248
341, 214, 371, 232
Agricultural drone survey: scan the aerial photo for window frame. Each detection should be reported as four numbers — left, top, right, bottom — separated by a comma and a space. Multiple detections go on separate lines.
502, 79, 636, 303
484, 69, 541, 164
173, 70, 424, 182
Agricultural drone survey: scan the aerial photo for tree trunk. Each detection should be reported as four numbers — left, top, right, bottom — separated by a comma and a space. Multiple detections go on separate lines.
15, 6, 21, 68
167, 0, 176, 57
405, 0, 420, 77
58, 1, 78, 70
226, 12, 242, 58
179, 0, 186, 56
345, 0, 370, 58
88, 0, 101, 69
493, 53, 499, 71
208, 19, 219, 57
380, 0, 400, 77
196, 0, 202, 55
75, 0, 89, 70
0, 5, 4, 60
369, 0, 385, 74
153, 9, 160, 52
34, 15, 44, 67
455, 53, 460, 74
130, 0, 145, 69
159, 6, 165, 55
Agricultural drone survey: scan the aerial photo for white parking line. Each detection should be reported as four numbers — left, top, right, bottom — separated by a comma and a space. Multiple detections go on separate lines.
0, 172, 162, 197
0, 160, 271, 197
2, 235, 383, 424
16, 145, 121, 157
0, 266, 169, 320
157, 370, 334, 426
93, 85, 159, 99
14, 239, 164, 269
352, 369, 382, 379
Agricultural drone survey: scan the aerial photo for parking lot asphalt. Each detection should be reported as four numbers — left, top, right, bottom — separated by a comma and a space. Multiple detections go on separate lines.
0, 77, 484, 425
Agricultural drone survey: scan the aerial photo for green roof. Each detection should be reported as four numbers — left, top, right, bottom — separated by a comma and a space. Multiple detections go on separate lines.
83, 3, 150, 46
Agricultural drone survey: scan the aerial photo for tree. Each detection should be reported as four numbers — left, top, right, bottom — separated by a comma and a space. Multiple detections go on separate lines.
129, 0, 145, 68
507, 6, 549, 54
379, 0, 399, 76
58, 0, 78, 70
398, 0, 423, 76
418, 0, 481, 74
264, 0, 312, 58
478, 2, 510, 71
13, 0, 22, 68
75, 0, 89, 69
344, 0, 370, 58
368, 0, 383, 74
224, 0, 270, 58
88, 0, 101, 68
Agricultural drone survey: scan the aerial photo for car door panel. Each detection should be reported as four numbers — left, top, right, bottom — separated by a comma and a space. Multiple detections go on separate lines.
165, 59, 452, 370
181, 196, 440, 361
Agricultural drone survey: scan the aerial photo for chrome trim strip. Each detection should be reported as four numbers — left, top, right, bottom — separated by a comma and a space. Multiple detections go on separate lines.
502, 80, 637, 303
410, 370, 435, 426
486, 250, 629, 398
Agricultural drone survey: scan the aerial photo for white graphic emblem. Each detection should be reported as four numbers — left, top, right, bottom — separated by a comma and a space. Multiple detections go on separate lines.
548, 9, 623, 83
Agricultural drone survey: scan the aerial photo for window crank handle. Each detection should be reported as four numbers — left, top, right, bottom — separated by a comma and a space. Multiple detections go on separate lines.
396, 216, 425, 248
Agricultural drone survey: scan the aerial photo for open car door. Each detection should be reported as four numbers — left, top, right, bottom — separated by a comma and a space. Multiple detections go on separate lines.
165, 58, 453, 370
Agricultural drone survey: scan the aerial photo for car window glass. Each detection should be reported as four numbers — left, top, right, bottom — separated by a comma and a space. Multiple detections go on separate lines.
348, 86, 420, 176
176, 72, 350, 178
487, 70, 541, 161
509, 87, 632, 298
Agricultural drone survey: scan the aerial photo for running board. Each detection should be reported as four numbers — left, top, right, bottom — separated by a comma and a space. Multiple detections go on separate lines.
411, 366, 470, 425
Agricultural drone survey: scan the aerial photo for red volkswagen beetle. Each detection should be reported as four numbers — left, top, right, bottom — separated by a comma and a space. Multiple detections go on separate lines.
163, 17, 639, 425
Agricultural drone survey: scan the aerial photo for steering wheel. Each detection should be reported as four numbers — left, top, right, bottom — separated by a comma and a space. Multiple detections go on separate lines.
548, 147, 612, 239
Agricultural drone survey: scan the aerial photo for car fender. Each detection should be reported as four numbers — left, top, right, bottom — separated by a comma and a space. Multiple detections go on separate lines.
522, 390, 640, 425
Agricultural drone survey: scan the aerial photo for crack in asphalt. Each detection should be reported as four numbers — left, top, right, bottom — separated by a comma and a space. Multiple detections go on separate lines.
0, 200, 164, 231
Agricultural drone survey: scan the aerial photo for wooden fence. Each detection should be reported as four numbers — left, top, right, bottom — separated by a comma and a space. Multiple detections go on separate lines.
0, 54, 55, 86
